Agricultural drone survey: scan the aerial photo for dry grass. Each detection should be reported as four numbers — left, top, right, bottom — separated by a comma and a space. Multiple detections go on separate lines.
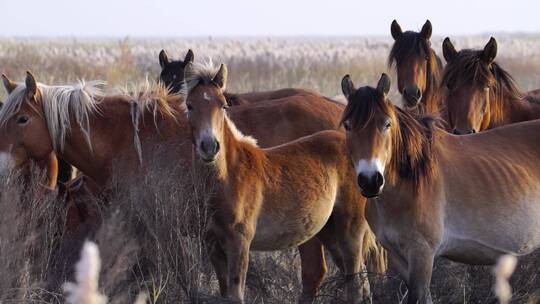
0, 37, 539, 303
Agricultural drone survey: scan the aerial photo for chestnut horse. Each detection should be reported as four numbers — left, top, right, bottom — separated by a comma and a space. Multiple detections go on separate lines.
159, 49, 315, 106
442, 37, 540, 134
389, 20, 443, 114
0, 72, 384, 302
341, 73, 540, 304
182, 61, 379, 303
0, 92, 67, 189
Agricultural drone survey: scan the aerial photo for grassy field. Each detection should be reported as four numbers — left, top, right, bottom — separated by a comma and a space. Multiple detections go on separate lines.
0, 36, 539, 303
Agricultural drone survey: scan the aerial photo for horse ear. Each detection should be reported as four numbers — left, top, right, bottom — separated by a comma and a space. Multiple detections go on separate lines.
391, 20, 403, 40
420, 20, 432, 40
2, 74, 17, 94
25, 71, 37, 100
341, 75, 356, 99
184, 49, 194, 63
442, 37, 457, 62
377, 73, 391, 96
482, 37, 497, 64
159, 50, 169, 68
212, 64, 228, 90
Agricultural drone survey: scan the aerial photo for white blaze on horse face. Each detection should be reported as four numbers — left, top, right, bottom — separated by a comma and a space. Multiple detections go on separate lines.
355, 159, 384, 177
196, 121, 219, 158
0, 152, 16, 174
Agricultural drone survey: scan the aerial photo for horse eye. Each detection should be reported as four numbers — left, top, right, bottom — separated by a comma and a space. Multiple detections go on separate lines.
383, 121, 391, 131
187, 104, 193, 111
343, 121, 351, 131
16, 116, 29, 125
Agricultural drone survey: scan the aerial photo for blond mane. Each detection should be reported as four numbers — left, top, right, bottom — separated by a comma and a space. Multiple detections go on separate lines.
0, 80, 104, 152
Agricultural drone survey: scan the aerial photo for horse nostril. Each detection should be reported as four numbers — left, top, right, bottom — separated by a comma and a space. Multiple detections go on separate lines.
214, 140, 220, 154
374, 172, 384, 189
357, 174, 365, 188
415, 88, 422, 99
452, 128, 461, 135
470, 129, 476, 134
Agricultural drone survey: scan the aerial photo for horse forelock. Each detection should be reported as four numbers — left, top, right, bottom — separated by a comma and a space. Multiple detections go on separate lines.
388, 31, 431, 68
0, 80, 104, 152
180, 59, 223, 103
340, 87, 387, 132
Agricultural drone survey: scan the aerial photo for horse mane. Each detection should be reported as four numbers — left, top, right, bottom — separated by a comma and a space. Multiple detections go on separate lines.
340, 86, 437, 189
442, 50, 525, 125
119, 79, 180, 163
388, 31, 443, 114
0, 80, 104, 152
180, 60, 257, 147
119, 78, 178, 119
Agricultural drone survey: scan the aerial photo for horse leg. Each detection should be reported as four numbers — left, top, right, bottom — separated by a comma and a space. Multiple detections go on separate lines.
336, 219, 370, 303
298, 238, 327, 303
406, 245, 435, 304
224, 224, 253, 303
206, 232, 229, 297
317, 214, 367, 304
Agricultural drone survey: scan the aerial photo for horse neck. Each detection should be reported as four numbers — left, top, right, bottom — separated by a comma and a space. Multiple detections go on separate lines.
212, 117, 265, 183
60, 97, 179, 185
421, 89, 441, 114
490, 94, 540, 128
423, 56, 443, 114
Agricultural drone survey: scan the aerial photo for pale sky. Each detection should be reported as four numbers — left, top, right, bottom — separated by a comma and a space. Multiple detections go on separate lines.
1, 0, 538, 37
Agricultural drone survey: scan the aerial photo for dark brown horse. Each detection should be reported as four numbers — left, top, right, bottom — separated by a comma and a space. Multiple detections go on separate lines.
158, 49, 317, 106
341, 73, 540, 304
389, 20, 443, 114
442, 37, 540, 134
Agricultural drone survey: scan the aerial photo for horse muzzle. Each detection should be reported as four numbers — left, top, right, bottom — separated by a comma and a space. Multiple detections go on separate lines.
403, 86, 422, 108
198, 137, 220, 163
357, 172, 384, 198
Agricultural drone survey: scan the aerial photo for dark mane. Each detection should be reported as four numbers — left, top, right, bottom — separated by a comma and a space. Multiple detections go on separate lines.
388, 32, 443, 114
341, 86, 437, 188
442, 50, 525, 124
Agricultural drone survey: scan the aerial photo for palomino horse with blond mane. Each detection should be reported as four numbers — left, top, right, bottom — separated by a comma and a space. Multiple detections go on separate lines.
389, 20, 443, 114
159, 49, 318, 106
341, 73, 540, 303
181, 61, 378, 303
442, 37, 540, 134
0, 71, 384, 302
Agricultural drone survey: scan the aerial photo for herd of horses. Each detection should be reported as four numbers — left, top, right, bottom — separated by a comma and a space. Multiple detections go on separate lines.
0, 20, 539, 303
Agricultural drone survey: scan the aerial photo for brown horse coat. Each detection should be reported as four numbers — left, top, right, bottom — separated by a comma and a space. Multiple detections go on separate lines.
342, 73, 540, 304
442, 37, 540, 134
183, 61, 378, 303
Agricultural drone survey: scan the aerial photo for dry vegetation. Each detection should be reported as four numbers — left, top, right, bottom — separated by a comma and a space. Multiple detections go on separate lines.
0, 36, 539, 303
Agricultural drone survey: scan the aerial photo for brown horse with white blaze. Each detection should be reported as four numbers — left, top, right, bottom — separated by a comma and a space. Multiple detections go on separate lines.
442, 37, 540, 134
182, 61, 378, 303
341, 73, 540, 303
389, 20, 443, 114
0, 71, 384, 302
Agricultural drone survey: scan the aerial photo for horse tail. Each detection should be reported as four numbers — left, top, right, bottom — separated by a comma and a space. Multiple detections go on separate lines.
362, 225, 387, 274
